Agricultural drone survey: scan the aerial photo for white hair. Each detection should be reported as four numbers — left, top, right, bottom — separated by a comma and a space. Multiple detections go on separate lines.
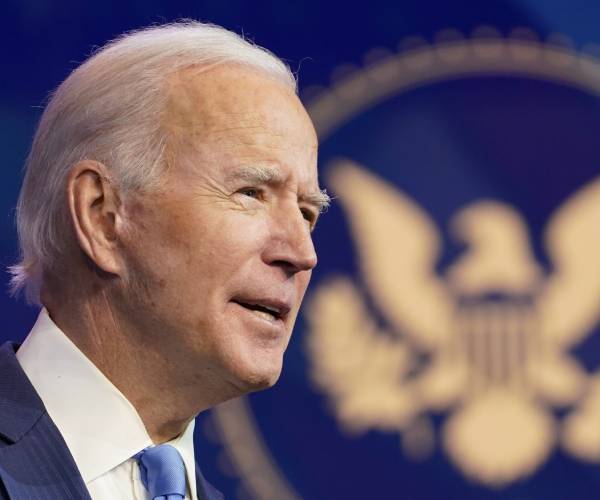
10, 21, 297, 304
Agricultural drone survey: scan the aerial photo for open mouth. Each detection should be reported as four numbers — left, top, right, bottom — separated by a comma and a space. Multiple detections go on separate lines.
232, 299, 289, 322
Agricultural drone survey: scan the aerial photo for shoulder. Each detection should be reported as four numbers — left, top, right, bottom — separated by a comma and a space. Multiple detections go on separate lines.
0, 342, 91, 499
0, 341, 45, 445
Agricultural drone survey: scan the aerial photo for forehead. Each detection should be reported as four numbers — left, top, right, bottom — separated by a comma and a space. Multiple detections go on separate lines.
162, 64, 319, 188
164, 64, 316, 147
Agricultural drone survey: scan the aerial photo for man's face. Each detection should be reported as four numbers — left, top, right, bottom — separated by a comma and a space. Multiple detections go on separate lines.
116, 65, 322, 400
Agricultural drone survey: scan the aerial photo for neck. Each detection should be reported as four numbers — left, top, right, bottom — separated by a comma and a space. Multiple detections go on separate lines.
43, 286, 206, 443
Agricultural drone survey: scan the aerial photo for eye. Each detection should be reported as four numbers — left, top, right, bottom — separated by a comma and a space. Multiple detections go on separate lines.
238, 187, 262, 199
300, 207, 317, 226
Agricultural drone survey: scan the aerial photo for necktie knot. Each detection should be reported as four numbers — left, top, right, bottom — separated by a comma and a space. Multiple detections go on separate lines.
136, 444, 187, 500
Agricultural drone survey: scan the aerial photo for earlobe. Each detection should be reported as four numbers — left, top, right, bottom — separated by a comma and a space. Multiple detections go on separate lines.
67, 160, 123, 275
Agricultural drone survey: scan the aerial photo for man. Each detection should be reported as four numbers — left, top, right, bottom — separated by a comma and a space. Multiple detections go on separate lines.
0, 21, 329, 499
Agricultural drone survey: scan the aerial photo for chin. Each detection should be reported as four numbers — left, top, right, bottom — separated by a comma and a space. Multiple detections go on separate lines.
230, 357, 283, 393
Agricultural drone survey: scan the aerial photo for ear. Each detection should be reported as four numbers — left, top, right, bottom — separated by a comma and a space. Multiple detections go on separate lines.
67, 160, 124, 275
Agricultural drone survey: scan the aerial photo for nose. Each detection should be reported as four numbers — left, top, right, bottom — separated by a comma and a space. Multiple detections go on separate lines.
263, 206, 318, 274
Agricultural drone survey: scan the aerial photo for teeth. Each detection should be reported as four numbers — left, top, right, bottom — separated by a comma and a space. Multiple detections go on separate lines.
263, 305, 280, 314
251, 309, 277, 321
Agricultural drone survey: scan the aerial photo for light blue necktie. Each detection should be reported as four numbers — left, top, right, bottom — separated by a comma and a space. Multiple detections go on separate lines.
135, 444, 187, 500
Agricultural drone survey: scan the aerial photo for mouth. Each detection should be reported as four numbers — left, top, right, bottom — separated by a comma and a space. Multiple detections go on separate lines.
231, 298, 291, 323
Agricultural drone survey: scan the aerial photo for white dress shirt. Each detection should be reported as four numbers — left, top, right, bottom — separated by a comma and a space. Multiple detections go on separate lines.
16, 309, 198, 500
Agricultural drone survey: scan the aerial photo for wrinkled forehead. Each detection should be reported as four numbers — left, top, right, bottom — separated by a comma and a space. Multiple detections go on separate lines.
163, 64, 316, 145
161, 64, 319, 190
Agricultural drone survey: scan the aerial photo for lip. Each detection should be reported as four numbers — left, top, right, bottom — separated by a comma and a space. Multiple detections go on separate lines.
231, 296, 292, 322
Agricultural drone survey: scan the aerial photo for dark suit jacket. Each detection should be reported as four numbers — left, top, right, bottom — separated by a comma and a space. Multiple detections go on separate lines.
0, 342, 223, 500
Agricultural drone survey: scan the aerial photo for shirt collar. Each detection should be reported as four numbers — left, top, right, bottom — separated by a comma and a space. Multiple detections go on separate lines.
16, 308, 198, 498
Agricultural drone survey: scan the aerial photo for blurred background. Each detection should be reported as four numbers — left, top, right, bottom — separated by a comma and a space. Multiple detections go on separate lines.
3, 1, 600, 499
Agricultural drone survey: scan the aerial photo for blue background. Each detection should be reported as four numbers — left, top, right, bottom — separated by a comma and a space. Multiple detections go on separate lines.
3, 1, 600, 499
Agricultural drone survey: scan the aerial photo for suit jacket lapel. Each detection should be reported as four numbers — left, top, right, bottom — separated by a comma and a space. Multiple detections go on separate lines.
0, 342, 90, 500
196, 462, 224, 500
0, 341, 222, 500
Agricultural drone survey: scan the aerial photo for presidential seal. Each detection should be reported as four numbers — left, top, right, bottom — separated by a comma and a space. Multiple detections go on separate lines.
210, 28, 600, 499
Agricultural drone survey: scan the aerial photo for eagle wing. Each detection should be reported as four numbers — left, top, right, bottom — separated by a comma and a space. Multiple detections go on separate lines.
327, 158, 453, 349
539, 176, 600, 348
306, 277, 419, 433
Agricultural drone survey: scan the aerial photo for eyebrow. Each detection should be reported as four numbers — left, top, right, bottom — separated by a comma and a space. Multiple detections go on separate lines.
300, 189, 331, 213
227, 165, 283, 184
228, 165, 332, 213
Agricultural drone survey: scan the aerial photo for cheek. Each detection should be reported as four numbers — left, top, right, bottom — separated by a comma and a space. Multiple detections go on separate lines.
122, 197, 272, 299
201, 210, 270, 256
122, 200, 203, 270
161, 210, 272, 297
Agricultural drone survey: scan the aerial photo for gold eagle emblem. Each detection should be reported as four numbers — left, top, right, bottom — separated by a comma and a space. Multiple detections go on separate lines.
306, 159, 600, 487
